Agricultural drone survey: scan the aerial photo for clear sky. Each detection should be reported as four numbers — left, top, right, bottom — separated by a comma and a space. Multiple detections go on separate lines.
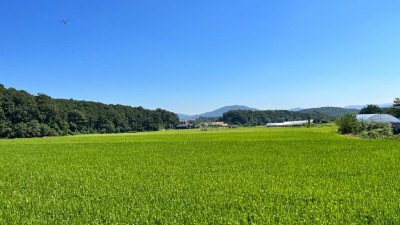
1, 0, 399, 114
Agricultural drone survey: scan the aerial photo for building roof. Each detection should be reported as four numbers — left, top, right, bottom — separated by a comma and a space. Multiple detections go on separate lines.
356, 114, 400, 123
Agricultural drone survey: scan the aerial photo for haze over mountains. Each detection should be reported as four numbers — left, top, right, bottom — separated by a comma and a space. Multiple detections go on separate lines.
344, 103, 392, 110
178, 105, 257, 120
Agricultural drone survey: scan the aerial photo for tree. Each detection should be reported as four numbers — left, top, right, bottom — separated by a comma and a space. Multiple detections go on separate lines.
68, 110, 87, 133
336, 114, 361, 134
390, 98, 400, 118
359, 105, 383, 114
0, 84, 179, 138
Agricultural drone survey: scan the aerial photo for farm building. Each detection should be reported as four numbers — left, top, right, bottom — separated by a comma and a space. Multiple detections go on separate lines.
266, 123, 284, 127
356, 114, 400, 124
176, 121, 195, 129
207, 122, 229, 127
356, 114, 400, 133
266, 120, 312, 127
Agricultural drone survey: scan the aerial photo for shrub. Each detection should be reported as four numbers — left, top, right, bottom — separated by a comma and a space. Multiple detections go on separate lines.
336, 114, 361, 134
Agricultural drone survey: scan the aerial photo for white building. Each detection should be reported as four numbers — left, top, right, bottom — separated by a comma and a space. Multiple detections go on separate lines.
266, 120, 312, 127
356, 114, 400, 124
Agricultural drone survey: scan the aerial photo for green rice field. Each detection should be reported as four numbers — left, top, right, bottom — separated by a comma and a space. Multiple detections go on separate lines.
0, 125, 399, 224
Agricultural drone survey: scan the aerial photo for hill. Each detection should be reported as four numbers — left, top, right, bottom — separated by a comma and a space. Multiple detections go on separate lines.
178, 105, 257, 120
0, 84, 179, 138
289, 107, 304, 111
299, 107, 359, 118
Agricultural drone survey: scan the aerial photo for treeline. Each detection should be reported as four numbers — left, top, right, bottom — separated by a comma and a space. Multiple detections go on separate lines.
0, 84, 179, 138
220, 110, 329, 126
359, 104, 400, 118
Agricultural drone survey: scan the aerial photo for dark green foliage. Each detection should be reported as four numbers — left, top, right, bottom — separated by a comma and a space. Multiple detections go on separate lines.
387, 98, 400, 118
336, 114, 361, 134
0, 84, 179, 138
220, 110, 328, 126
359, 104, 383, 114
299, 107, 359, 118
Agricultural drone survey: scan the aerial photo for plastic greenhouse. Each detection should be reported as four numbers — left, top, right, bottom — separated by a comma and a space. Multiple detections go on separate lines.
356, 114, 400, 123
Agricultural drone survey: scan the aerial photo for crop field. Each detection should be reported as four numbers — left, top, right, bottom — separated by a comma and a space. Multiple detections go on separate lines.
0, 125, 399, 224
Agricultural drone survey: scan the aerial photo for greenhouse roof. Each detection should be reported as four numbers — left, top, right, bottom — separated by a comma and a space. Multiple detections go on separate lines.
356, 114, 400, 123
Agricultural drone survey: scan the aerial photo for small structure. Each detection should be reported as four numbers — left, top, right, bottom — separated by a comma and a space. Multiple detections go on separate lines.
207, 121, 229, 127
176, 121, 195, 129
266, 120, 312, 127
266, 122, 284, 127
356, 114, 400, 124
356, 114, 400, 133
283, 120, 313, 126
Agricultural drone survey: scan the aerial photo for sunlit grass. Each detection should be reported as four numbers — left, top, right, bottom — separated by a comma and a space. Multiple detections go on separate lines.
0, 126, 399, 223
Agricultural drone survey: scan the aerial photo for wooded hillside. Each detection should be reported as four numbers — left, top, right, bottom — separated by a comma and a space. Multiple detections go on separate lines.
0, 84, 179, 138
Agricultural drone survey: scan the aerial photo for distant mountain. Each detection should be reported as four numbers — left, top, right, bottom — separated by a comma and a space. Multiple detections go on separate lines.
178, 105, 258, 120
344, 103, 392, 110
176, 114, 199, 121
289, 107, 304, 112
300, 107, 359, 118
201, 105, 258, 117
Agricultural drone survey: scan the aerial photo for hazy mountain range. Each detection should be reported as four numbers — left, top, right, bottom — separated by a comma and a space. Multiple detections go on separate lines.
344, 103, 392, 110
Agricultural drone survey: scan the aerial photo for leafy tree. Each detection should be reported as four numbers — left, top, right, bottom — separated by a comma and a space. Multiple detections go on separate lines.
68, 110, 87, 133
27, 120, 42, 137
336, 114, 361, 134
359, 105, 383, 114
389, 98, 400, 118
12, 123, 28, 138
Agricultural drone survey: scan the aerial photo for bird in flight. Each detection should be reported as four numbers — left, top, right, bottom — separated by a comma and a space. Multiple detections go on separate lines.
60, 19, 70, 25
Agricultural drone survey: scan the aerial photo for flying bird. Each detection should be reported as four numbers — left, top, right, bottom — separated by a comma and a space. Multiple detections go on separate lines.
60, 19, 70, 25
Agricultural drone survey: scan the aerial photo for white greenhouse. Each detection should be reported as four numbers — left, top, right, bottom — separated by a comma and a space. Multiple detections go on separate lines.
356, 114, 400, 124
266, 120, 312, 127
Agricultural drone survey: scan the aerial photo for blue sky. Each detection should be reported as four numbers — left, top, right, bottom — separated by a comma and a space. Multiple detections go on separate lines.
1, 0, 399, 114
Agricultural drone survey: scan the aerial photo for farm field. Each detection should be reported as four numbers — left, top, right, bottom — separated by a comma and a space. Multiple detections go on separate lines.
0, 126, 399, 224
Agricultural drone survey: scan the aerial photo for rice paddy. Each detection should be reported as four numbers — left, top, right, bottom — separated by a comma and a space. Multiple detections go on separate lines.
0, 126, 399, 224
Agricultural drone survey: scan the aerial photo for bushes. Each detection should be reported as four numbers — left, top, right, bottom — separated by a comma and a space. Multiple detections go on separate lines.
336, 114, 361, 134
336, 114, 394, 138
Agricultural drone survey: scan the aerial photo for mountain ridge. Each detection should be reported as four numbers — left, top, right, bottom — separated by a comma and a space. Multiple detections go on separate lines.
178, 103, 393, 120
178, 105, 258, 120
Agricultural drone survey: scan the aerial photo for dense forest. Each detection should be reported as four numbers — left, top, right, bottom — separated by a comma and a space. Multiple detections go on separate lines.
0, 84, 179, 138
220, 109, 329, 126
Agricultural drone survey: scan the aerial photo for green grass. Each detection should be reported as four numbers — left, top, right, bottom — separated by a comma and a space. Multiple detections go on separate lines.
0, 126, 399, 224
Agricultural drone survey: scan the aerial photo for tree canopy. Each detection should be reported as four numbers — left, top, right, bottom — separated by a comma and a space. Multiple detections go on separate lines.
0, 84, 179, 138
359, 105, 383, 114
220, 109, 329, 126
